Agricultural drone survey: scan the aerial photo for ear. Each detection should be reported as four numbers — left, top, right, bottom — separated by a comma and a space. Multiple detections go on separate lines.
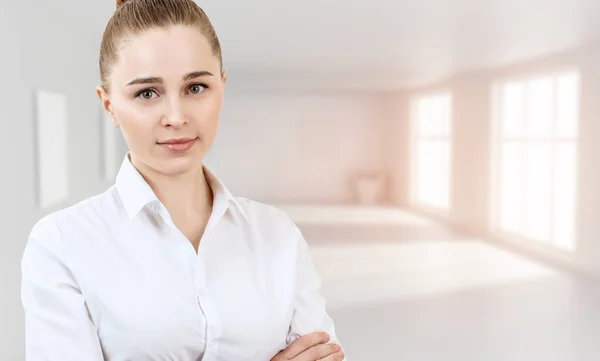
221, 71, 227, 86
96, 85, 119, 128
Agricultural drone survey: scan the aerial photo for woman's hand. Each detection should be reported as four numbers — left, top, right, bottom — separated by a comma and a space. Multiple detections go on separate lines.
271, 332, 345, 361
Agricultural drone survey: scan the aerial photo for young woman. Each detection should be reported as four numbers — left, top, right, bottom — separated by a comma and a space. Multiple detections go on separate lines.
20, 0, 345, 360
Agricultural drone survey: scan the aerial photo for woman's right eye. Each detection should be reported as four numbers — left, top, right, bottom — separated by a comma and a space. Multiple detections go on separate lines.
137, 90, 157, 100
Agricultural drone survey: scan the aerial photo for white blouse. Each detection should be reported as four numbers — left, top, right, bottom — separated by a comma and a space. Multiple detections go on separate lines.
21, 154, 344, 361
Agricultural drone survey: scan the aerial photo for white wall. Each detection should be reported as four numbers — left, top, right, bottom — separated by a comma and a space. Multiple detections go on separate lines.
393, 43, 600, 277
205, 92, 393, 204
384, 93, 410, 206
0, 3, 124, 359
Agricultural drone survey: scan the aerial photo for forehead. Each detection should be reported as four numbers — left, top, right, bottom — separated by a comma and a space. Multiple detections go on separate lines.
111, 25, 220, 84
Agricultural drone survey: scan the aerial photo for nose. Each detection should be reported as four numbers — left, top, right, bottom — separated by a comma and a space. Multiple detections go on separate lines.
161, 96, 188, 127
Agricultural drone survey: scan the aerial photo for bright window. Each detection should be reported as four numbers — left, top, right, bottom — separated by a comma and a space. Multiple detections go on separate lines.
491, 71, 579, 251
410, 93, 452, 211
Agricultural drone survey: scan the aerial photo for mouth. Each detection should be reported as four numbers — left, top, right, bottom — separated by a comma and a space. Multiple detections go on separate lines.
157, 137, 198, 152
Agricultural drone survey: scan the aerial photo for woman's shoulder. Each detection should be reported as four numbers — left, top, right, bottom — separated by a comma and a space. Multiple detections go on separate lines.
235, 197, 297, 225
233, 197, 303, 241
235, 197, 290, 219
27, 186, 121, 244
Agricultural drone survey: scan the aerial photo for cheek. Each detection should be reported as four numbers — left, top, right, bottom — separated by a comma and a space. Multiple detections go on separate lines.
193, 96, 222, 130
114, 104, 157, 146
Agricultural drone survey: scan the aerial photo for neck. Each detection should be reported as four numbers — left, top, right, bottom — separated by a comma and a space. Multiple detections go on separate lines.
131, 155, 213, 220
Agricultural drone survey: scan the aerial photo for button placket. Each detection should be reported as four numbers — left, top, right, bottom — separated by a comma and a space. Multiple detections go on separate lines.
155, 196, 230, 360
154, 202, 213, 356
196, 216, 230, 360
195, 252, 223, 359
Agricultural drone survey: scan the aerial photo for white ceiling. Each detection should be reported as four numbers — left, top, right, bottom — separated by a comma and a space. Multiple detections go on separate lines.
53, 0, 600, 91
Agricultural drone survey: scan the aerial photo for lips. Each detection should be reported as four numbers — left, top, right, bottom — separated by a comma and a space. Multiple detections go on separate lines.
159, 138, 196, 144
158, 137, 197, 152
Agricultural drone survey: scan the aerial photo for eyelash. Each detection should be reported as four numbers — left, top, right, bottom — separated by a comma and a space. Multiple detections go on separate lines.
135, 83, 209, 99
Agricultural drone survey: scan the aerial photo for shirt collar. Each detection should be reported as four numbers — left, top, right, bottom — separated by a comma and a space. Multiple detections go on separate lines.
115, 153, 247, 220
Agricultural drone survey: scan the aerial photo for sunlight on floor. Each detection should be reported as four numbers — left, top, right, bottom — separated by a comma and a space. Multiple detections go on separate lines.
278, 204, 435, 226
310, 239, 559, 311
281, 205, 600, 361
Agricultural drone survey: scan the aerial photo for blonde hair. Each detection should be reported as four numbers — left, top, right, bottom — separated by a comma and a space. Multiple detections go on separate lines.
99, 0, 223, 92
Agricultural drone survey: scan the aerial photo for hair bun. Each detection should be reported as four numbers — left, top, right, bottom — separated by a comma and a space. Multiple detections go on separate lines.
116, 0, 132, 9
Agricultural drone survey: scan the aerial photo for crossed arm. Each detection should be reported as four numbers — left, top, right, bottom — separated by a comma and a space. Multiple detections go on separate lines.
271, 223, 346, 361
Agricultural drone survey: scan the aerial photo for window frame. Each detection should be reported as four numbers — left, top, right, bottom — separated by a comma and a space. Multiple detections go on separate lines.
409, 91, 454, 214
489, 67, 581, 254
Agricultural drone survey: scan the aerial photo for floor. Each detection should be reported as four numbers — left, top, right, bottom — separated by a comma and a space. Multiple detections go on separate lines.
281, 206, 600, 361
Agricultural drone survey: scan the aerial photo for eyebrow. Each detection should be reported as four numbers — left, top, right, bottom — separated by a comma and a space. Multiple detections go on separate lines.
126, 70, 214, 86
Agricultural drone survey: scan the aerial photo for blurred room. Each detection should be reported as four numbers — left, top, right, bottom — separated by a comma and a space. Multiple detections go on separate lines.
2, 0, 600, 360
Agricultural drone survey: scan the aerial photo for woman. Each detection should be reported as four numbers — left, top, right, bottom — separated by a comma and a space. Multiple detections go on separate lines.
20, 0, 346, 360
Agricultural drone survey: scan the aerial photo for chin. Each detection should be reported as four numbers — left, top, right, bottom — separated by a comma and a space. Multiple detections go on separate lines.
159, 156, 201, 176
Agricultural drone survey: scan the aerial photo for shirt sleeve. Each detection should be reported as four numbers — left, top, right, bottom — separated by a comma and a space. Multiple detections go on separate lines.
286, 221, 347, 359
21, 218, 104, 361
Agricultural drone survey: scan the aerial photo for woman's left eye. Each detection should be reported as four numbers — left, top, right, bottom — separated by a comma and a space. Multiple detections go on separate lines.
188, 84, 206, 94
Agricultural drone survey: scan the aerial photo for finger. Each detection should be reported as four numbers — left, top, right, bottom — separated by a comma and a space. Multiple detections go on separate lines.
281, 332, 330, 359
317, 350, 345, 361
295, 343, 341, 361
284, 332, 330, 359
